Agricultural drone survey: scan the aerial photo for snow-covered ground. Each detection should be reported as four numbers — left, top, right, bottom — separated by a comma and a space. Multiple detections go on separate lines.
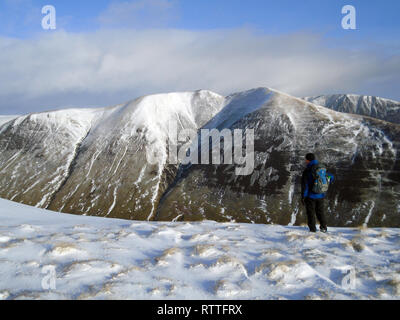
0, 198, 399, 300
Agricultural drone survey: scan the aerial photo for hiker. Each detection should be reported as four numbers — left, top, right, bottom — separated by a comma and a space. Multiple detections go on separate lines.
301, 153, 334, 233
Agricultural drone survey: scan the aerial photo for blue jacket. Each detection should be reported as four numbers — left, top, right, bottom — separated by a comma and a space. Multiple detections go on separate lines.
301, 160, 334, 199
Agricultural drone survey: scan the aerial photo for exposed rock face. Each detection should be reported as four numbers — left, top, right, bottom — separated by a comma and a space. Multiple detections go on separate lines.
0, 88, 399, 227
304, 94, 400, 125
0, 109, 98, 209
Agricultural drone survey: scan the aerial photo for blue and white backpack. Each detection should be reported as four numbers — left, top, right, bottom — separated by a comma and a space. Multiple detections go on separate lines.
311, 163, 331, 194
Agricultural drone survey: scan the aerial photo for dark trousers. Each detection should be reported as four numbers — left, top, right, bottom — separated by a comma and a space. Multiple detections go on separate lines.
305, 198, 327, 232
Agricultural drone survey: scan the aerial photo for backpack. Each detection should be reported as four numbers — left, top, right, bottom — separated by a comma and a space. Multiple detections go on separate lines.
311, 163, 330, 194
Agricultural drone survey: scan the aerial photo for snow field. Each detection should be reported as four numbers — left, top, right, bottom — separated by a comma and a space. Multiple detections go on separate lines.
0, 198, 399, 300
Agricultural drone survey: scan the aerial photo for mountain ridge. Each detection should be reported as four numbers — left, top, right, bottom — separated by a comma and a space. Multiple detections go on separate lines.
0, 88, 399, 227
304, 94, 400, 125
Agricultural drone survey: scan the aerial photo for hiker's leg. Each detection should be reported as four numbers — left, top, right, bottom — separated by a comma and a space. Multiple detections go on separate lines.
316, 198, 327, 231
305, 198, 317, 232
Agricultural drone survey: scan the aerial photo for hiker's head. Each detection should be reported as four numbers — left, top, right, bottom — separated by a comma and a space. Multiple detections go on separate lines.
305, 153, 316, 164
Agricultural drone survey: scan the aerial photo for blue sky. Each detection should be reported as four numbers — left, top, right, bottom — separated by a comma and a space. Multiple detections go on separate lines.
0, 0, 399, 114
2, 0, 399, 40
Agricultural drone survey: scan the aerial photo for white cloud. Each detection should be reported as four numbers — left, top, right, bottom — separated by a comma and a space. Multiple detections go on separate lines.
0, 28, 399, 114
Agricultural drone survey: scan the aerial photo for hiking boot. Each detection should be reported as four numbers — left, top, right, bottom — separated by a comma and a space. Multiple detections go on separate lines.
320, 228, 327, 233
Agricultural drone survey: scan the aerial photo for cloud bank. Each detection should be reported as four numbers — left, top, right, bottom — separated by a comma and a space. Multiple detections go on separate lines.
0, 28, 399, 114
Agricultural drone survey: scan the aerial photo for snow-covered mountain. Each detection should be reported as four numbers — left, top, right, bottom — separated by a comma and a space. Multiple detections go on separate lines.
0, 198, 399, 300
158, 88, 400, 227
304, 94, 400, 124
0, 91, 225, 221
0, 88, 399, 227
